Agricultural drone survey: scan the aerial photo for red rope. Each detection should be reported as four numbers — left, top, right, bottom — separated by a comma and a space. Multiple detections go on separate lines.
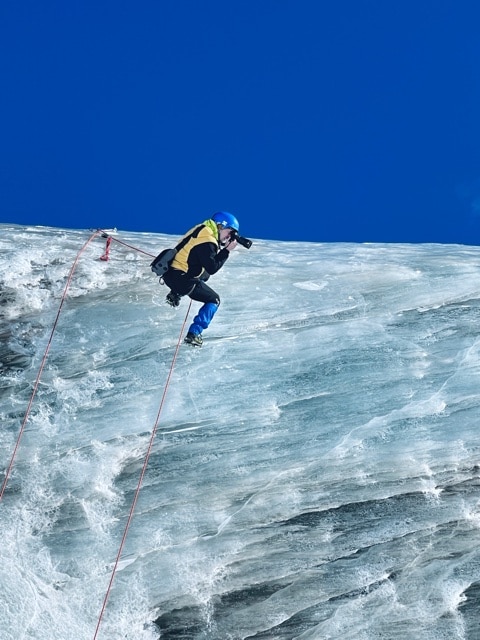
92, 300, 192, 639
96, 229, 156, 260
2, 226, 189, 637
2, 228, 169, 501
0, 230, 102, 503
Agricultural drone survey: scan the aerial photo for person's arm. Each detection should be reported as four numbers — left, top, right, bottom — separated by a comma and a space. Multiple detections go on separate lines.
194, 242, 230, 275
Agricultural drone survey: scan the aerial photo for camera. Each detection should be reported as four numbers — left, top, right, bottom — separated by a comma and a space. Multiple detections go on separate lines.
231, 231, 253, 249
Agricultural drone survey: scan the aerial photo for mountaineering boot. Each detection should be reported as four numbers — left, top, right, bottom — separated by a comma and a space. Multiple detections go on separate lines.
184, 332, 203, 347
166, 291, 182, 307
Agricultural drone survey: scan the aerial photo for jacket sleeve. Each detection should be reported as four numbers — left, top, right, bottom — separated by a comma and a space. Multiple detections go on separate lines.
192, 242, 229, 275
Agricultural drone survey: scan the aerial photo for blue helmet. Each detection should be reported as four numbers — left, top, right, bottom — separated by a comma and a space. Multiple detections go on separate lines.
211, 211, 239, 232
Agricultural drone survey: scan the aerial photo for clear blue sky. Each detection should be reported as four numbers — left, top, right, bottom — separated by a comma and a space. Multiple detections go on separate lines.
2, 0, 480, 244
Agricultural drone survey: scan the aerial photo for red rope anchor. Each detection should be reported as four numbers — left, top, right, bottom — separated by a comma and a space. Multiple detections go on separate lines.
99, 235, 112, 261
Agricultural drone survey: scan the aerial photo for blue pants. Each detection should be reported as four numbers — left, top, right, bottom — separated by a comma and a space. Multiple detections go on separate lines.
189, 302, 219, 336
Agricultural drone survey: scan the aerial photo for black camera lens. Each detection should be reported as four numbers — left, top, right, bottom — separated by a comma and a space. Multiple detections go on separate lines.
232, 232, 252, 249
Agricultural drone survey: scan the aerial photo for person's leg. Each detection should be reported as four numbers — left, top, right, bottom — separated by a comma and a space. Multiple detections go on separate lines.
188, 302, 219, 335
162, 270, 195, 306
185, 281, 220, 344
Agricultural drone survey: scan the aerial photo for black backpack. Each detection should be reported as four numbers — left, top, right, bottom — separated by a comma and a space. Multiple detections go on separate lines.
150, 224, 206, 277
150, 247, 177, 276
